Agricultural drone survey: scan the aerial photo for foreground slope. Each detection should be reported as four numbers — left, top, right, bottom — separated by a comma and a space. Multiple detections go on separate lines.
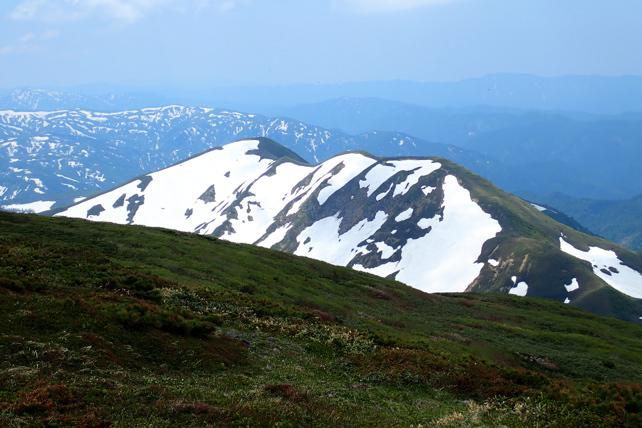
2, 212, 642, 426
56, 138, 642, 322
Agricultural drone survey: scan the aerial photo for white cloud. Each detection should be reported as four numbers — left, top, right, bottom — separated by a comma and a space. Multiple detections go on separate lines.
9, 0, 247, 23
338, 0, 456, 13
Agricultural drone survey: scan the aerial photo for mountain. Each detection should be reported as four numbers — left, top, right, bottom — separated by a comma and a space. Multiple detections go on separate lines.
54, 138, 642, 323
9, 75, 642, 114
2, 211, 642, 426
536, 193, 642, 251
220, 74, 642, 114
273, 98, 642, 200
0, 106, 496, 210
0, 88, 173, 112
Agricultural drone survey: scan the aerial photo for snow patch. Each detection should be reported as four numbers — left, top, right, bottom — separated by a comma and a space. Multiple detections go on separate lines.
294, 211, 388, 266
395, 208, 413, 222
375, 241, 397, 259
355, 175, 502, 293
564, 278, 579, 293
509, 281, 528, 297
2, 200, 56, 213
560, 237, 642, 299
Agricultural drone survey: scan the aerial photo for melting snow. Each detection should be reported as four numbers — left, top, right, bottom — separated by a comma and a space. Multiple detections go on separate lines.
488, 259, 500, 267
359, 160, 441, 198
564, 278, 579, 293
395, 208, 413, 222
375, 184, 393, 201
392, 160, 441, 197
560, 237, 642, 299
421, 185, 436, 196
509, 281, 529, 296
294, 211, 388, 266
375, 241, 397, 259
355, 175, 502, 293
2, 200, 56, 213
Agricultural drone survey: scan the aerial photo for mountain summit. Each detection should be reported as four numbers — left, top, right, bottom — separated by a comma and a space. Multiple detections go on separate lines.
55, 138, 642, 322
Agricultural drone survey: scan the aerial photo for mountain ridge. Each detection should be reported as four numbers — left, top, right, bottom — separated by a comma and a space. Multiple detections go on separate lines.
1, 106, 496, 210
54, 138, 642, 323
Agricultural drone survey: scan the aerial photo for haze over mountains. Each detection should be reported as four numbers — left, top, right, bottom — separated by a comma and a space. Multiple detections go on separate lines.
0, 105, 492, 210
5, 74, 642, 114
3, 77, 642, 251
4, 0, 642, 424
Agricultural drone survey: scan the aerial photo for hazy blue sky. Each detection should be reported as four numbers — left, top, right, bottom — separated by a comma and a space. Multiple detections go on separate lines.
1, 0, 641, 88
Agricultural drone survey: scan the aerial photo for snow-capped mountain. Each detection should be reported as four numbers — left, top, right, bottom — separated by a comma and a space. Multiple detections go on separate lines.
0, 106, 491, 210
55, 138, 642, 323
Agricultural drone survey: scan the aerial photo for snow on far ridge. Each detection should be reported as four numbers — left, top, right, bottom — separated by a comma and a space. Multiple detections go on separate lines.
560, 236, 642, 299
359, 159, 441, 198
56, 139, 273, 231
395, 208, 414, 222
2, 200, 56, 213
392, 160, 441, 197
294, 211, 388, 266
222, 161, 312, 244
317, 153, 376, 205
355, 175, 502, 294
488, 259, 500, 267
375, 241, 397, 259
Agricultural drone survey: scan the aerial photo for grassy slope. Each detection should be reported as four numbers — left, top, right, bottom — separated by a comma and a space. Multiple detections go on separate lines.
1, 212, 642, 427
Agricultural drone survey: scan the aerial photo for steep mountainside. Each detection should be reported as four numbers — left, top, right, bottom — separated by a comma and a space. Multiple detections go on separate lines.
0, 106, 492, 209
2, 211, 642, 426
55, 138, 642, 323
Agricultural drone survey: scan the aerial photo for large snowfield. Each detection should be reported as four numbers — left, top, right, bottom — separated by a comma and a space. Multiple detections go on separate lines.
56, 139, 505, 293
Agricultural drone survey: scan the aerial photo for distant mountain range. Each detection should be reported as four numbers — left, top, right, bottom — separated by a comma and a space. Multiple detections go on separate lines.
272, 97, 642, 200
0, 105, 497, 210
5, 74, 642, 114
55, 138, 642, 323
2, 83, 642, 250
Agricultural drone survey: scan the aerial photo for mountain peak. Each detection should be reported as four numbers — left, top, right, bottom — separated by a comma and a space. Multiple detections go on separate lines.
54, 139, 642, 323
246, 137, 309, 164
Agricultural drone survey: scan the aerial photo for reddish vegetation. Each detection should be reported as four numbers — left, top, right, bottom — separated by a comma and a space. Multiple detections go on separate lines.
264, 384, 308, 402
309, 309, 336, 322
12, 383, 77, 416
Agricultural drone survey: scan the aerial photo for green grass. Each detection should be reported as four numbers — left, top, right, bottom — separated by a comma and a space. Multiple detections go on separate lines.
1, 211, 642, 427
